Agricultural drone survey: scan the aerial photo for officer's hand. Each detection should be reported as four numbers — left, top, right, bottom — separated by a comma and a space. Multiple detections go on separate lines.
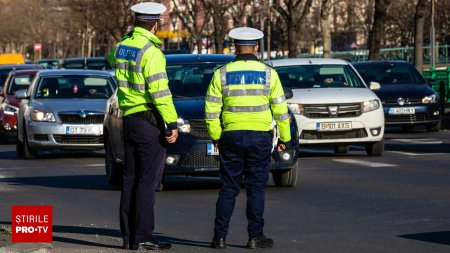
277, 143, 286, 152
165, 129, 178, 143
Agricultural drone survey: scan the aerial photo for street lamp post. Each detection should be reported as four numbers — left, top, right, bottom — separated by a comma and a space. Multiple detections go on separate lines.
430, 0, 436, 68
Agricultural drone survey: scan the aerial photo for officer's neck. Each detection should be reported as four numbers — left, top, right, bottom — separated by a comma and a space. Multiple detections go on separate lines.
234, 54, 259, 61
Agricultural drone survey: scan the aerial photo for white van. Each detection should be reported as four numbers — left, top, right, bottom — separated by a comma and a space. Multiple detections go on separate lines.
268, 58, 385, 156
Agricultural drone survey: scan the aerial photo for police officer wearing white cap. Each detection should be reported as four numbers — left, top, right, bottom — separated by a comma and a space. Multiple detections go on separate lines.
108, 1, 178, 251
205, 27, 291, 249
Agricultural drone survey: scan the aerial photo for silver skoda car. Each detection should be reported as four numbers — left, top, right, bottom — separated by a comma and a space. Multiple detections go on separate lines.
16, 69, 117, 159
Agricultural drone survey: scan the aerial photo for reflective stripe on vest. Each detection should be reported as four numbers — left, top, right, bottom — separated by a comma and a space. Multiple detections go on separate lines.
146, 72, 168, 84
151, 89, 172, 99
272, 94, 286, 104
206, 94, 222, 103
117, 80, 146, 91
114, 42, 153, 73
205, 112, 221, 119
274, 112, 290, 121
224, 103, 270, 113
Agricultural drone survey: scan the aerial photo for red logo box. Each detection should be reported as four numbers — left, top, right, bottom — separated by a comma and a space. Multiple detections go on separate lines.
12, 206, 52, 243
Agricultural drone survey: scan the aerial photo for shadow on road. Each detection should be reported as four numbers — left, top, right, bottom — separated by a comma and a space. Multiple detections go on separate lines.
0, 222, 239, 249
0, 150, 105, 160
399, 231, 450, 245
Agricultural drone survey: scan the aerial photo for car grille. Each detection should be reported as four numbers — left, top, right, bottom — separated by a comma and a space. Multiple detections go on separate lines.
383, 98, 422, 105
59, 113, 104, 124
182, 153, 220, 167
385, 113, 427, 123
53, 135, 103, 144
304, 103, 361, 118
301, 128, 368, 140
188, 119, 210, 138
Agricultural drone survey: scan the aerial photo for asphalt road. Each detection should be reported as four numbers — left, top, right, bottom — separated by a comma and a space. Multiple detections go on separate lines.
1, 127, 450, 253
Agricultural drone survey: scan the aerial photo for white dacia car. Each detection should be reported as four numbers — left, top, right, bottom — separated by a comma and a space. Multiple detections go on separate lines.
268, 58, 385, 156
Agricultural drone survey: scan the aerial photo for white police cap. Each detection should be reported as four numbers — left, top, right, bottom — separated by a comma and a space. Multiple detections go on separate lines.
131, 2, 167, 21
229, 27, 264, 45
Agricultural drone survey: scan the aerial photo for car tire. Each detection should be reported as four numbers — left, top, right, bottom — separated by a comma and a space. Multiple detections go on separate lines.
23, 128, 38, 159
333, 145, 348, 154
105, 138, 123, 186
16, 138, 24, 158
426, 122, 441, 132
365, 138, 384, 156
272, 160, 299, 187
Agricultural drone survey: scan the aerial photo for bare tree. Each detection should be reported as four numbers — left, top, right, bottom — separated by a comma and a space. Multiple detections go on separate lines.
273, 0, 314, 58
172, 0, 210, 53
368, 0, 391, 60
320, 0, 332, 58
414, 0, 427, 71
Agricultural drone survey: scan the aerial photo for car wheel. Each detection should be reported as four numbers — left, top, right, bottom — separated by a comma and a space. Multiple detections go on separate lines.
333, 145, 348, 154
16, 138, 24, 158
272, 160, 298, 187
426, 122, 441, 132
105, 138, 123, 186
23, 128, 38, 159
365, 138, 384, 156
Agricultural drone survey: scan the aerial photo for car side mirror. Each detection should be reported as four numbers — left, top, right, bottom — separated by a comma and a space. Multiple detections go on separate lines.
15, 89, 29, 99
283, 87, 293, 99
369, 81, 381, 91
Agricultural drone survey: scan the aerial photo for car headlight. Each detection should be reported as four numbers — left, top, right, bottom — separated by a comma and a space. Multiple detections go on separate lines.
288, 103, 304, 115
361, 99, 380, 113
31, 109, 56, 122
2, 103, 18, 115
177, 118, 190, 133
422, 94, 436, 103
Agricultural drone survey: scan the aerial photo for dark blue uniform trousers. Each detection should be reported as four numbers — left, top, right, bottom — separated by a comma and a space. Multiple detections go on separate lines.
214, 130, 272, 239
120, 115, 166, 245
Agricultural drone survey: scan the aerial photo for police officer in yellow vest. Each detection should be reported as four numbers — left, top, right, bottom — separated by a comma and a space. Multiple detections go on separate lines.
108, 2, 177, 251
205, 27, 291, 249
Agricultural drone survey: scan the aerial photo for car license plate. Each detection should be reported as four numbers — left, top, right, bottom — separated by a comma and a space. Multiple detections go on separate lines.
207, 143, 219, 155
317, 122, 352, 131
388, 107, 415, 115
66, 126, 102, 135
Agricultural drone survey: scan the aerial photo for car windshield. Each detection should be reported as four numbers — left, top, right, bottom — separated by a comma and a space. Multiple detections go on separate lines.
35, 75, 115, 99
167, 63, 225, 97
354, 63, 425, 85
38, 60, 59, 69
8, 74, 34, 94
275, 64, 365, 88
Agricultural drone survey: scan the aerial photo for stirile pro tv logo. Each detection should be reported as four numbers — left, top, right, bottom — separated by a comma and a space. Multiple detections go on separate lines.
12, 206, 52, 243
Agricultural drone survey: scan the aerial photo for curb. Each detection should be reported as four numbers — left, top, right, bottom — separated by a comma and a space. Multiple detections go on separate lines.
0, 244, 51, 253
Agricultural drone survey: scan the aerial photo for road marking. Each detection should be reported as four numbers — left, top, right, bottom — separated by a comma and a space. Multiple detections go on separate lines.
389, 138, 443, 144
388, 151, 447, 156
333, 159, 397, 167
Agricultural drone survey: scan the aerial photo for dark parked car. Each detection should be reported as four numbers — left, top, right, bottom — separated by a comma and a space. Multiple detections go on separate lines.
0, 64, 43, 88
104, 54, 299, 188
353, 61, 441, 131
60, 57, 114, 75
0, 69, 40, 142
38, 59, 60, 69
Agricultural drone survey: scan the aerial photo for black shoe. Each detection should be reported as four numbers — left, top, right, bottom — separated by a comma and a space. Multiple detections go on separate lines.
210, 237, 226, 249
122, 242, 130, 250
133, 239, 172, 250
247, 235, 274, 249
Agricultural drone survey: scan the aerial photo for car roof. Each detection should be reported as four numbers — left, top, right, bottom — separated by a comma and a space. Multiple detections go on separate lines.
352, 60, 412, 66
9, 69, 41, 75
166, 54, 235, 64
0, 64, 43, 70
61, 57, 107, 62
37, 69, 114, 76
268, 58, 350, 67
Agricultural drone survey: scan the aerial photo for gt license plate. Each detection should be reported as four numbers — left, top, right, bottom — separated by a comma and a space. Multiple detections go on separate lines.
317, 122, 352, 131
388, 107, 415, 115
207, 143, 219, 156
66, 126, 102, 135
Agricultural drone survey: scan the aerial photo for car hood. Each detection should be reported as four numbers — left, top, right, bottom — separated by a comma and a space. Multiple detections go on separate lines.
288, 88, 379, 104
6, 94, 21, 108
30, 99, 107, 113
374, 84, 434, 100
173, 97, 205, 119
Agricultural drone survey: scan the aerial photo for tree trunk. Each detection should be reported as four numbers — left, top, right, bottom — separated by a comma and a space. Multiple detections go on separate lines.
414, 0, 427, 71
321, 0, 332, 58
368, 0, 391, 60
196, 37, 203, 54
287, 21, 299, 58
